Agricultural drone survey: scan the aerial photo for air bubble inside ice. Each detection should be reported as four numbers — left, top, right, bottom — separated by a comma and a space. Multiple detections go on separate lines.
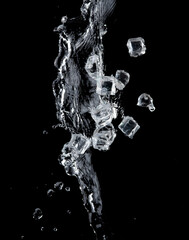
127, 37, 146, 57
137, 93, 155, 112
33, 208, 43, 220
118, 116, 140, 139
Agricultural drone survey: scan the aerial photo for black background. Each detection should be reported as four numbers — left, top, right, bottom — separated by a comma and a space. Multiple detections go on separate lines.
4, 0, 186, 239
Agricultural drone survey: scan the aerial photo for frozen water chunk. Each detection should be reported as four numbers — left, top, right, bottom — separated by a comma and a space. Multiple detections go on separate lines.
69, 134, 91, 155
96, 76, 116, 95
115, 70, 130, 90
137, 93, 155, 112
118, 116, 140, 139
85, 54, 103, 80
33, 208, 43, 220
127, 37, 146, 57
92, 124, 116, 151
90, 102, 115, 127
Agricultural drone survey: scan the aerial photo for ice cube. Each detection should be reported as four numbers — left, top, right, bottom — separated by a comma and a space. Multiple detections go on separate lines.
85, 54, 103, 80
69, 134, 91, 155
137, 93, 155, 112
115, 70, 130, 90
90, 102, 114, 127
92, 124, 116, 151
118, 116, 140, 139
96, 76, 116, 95
127, 37, 146, 57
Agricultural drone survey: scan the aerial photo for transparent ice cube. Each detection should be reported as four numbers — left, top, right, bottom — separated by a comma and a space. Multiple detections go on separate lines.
115, 70, 130, 90
92, 124, 116, 151
96, 76, 116, 96
85, 54, 103, 80
137, 93, 155, 112
69, 134, 91, 155
90, 102, 114, 127
127, 37, 146, 57
118, 116, 140, 139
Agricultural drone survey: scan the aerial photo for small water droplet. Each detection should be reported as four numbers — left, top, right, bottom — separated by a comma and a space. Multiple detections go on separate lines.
52, 125, 56, 129
53, 227, 58, 232
43, 130, 48, 135
65, 187, 70, 192
41, 226, 44, 231
66, 209, 71, 215
20, 235, 24, 239
33, 208, 43, 220
54, 181, 64, 190
47, 189, 55, 197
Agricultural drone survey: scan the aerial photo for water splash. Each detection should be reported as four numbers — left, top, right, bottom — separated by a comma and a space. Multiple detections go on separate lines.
51, 0, 153, 239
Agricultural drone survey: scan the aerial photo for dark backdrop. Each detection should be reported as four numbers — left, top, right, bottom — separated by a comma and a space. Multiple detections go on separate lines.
4, 0, 186, 239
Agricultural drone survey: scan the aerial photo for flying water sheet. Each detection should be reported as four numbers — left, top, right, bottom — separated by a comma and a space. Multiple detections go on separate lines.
51, 0, 153, 239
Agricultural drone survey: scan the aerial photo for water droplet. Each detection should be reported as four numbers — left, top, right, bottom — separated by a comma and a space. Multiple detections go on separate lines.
47, 189, 55, 197
54, 181, 64, 190
66, 209, 71, 215
53, 227, 58, 232
43, 130, 48, 135
41, 226, 44, 231
33, 208, 43, 220
65, 187, 70, 192
61, 15, 68, 24
20, 235, 24, 239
